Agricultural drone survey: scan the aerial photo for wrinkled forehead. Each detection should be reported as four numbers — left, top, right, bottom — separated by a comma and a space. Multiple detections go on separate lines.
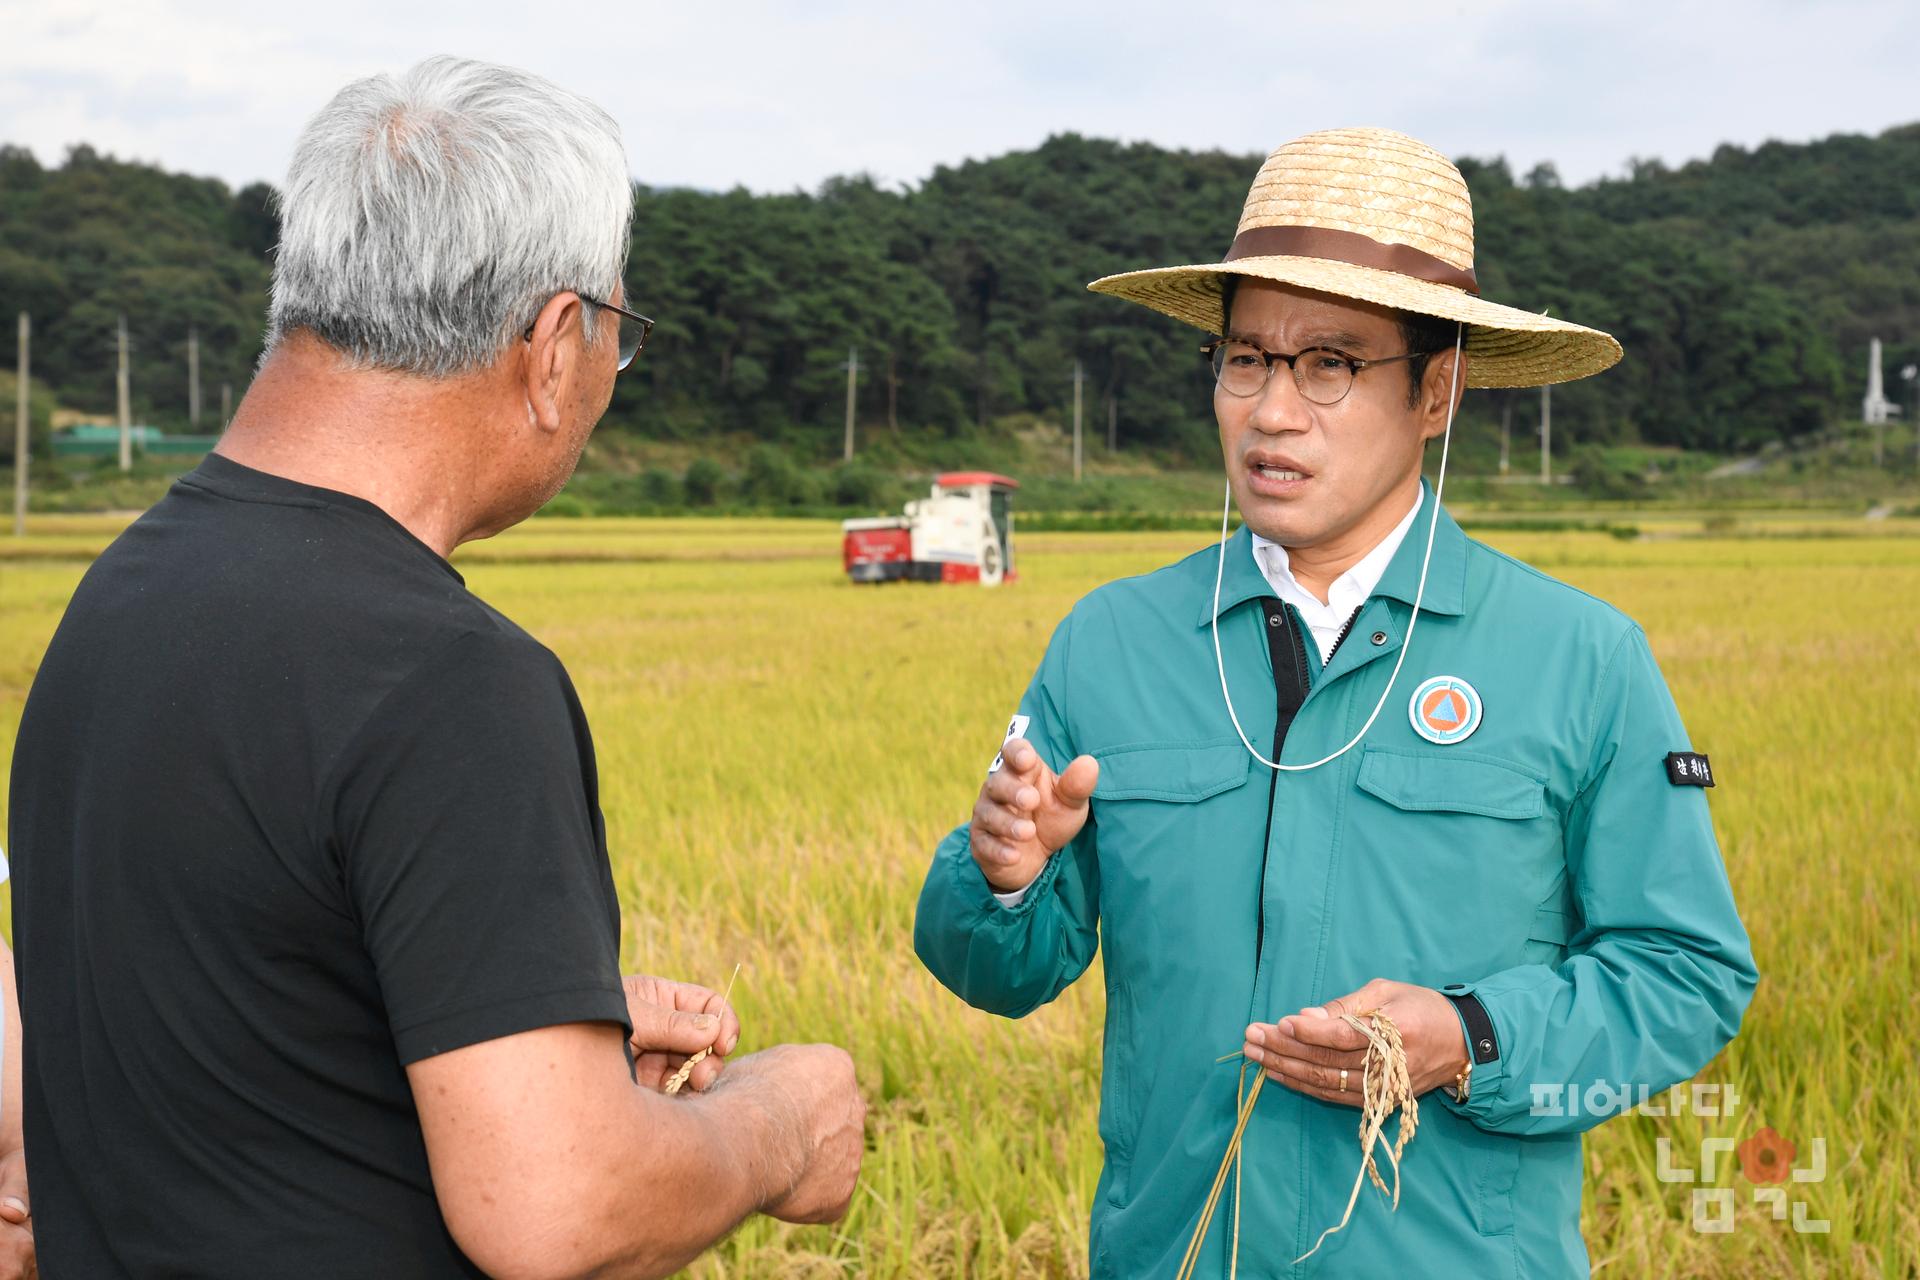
1224, 278, 1407, 352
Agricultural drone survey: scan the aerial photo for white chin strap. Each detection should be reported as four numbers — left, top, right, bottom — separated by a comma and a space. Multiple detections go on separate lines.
1210, 321, 1464, 773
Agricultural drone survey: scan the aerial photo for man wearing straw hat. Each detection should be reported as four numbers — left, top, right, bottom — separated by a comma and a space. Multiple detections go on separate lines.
916, 128, 1756, 1277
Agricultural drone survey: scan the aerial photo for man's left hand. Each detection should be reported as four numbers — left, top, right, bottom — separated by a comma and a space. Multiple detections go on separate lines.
622, 974, 741, 1094
1242, 978, 1467, 1107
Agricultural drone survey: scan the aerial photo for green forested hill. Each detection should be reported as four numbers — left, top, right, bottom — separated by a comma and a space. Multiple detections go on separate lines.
2, 124, 1916, 463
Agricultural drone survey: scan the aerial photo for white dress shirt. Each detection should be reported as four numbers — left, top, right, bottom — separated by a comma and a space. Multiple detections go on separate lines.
1249, 490, 1422, 663
993, 491, 1424, 908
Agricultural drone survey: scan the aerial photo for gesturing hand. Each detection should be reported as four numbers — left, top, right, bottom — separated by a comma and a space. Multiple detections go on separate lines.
970, 738, 1100, 893
1241, 978, 1469, 1106
622, 974, 741, 1094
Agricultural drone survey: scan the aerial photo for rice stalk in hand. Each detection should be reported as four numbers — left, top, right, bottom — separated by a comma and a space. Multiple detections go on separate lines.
1175, 1008, 1419, 1279
663, 963, 742, 1097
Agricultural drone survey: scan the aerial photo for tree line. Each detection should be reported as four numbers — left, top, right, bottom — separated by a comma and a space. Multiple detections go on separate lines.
3, 123, 1917, 464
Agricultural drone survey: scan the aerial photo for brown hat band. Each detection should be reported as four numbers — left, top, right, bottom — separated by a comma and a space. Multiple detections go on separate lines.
1224, 225, 1481, 296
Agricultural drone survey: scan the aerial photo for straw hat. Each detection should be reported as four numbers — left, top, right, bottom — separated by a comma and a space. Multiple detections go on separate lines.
1088, 127, 1621, 388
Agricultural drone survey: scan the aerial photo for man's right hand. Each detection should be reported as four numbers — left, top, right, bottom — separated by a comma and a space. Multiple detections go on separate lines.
728, 1045, 865, 1224
970, 738, 1099, 892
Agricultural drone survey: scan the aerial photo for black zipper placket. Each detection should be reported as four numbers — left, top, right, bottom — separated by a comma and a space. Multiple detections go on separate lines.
1252, 604, 1361, 972
1253, 599, 1312, 971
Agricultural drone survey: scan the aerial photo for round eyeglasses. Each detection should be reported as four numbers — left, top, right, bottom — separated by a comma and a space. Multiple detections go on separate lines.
1200, 338, 1434, 406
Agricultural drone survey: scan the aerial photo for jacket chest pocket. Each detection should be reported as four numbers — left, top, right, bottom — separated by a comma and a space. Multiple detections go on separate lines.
1088, 739, 1260, 952
1092, 738, 1254, 803
1349, 746, 1561, 924
1354, 746, 1547, 820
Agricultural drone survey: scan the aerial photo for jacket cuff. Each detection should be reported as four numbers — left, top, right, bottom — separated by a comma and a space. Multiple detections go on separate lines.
1435, 981, 1510, 1119
939, 824, 1067, 921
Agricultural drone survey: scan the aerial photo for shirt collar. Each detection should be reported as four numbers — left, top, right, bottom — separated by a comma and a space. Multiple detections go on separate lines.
1194, 479, 1468, 627
1249, 490, 1421, 617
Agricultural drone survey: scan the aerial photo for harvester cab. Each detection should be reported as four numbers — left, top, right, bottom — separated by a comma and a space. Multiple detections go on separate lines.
840, 472, 1018, 586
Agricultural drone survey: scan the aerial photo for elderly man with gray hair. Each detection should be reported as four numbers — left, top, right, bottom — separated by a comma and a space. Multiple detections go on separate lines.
9, 56, 863, 1279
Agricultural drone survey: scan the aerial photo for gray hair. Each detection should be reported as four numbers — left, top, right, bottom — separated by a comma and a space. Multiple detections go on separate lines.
267, 55, 632, 377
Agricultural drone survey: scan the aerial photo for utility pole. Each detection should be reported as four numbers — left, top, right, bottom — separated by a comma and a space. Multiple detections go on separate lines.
842, 347, 858, 462
1498, 393, 1512, 477
1905, 365, 1919, 468
188, 326, 201, 428
117, 314, 133, 472
1539, 381, 1552, 484
1537, 306, 1553, 485
1070, 360, 1085, 482
221, 381, 233, 428
13, 312, 27, 537
1107, 391, 1117, 453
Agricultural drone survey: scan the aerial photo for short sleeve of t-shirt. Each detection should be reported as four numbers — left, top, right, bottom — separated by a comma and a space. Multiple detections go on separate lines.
327, 628, 631, 1064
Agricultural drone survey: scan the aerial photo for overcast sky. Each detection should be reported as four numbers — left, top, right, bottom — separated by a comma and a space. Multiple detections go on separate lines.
3, 0, 1915, 196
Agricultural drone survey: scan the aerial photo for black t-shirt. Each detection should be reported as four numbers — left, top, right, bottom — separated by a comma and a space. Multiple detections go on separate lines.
9, 454, 632, 1277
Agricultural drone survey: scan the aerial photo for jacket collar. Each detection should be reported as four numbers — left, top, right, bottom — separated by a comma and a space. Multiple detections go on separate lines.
1194, 480, 1467, 627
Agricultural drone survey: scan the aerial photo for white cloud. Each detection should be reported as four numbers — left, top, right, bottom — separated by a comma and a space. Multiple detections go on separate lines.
1, 0, 1913, 193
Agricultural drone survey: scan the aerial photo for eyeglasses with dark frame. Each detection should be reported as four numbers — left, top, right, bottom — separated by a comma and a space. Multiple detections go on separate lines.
1200, 337, 1436, 405
522, 293, 655, 372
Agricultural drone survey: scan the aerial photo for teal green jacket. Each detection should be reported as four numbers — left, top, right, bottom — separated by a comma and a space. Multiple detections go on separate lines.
914, 487, 1757, 1278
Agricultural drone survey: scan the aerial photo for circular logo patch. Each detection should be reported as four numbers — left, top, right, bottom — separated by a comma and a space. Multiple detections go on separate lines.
1409, 675, 1483, 745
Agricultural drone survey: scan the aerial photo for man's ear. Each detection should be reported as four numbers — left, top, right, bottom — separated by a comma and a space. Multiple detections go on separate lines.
521, 292, 587, 434
1418, 346, 1469, 443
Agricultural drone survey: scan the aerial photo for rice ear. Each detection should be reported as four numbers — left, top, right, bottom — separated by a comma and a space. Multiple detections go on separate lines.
1175, 1008, 1420, 1278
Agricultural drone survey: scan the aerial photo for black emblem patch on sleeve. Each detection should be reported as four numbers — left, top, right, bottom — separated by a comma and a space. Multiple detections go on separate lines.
1664, 752, 1715, 787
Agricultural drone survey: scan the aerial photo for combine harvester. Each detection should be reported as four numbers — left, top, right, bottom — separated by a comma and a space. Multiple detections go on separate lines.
841, 471, 1018, 585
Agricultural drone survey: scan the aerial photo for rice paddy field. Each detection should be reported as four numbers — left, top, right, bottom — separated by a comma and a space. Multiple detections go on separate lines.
2, 510, 1918, 1278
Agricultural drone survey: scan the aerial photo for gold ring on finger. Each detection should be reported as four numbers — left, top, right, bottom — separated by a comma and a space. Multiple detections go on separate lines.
1339, 1068, 1349, 1092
